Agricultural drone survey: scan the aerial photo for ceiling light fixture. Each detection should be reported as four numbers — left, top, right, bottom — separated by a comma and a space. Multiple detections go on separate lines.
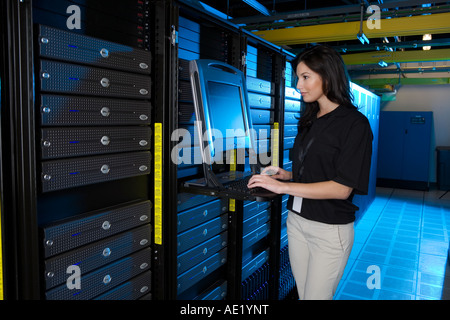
357, 32, 370, 45
423, 33, 432, 50
378, 60, 388, 67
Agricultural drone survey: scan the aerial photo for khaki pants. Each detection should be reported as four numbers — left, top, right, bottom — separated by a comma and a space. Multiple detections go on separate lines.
287, 211, 354, 300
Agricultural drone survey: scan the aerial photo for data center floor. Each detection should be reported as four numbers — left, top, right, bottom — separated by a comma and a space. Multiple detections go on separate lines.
334, 187, 450, 300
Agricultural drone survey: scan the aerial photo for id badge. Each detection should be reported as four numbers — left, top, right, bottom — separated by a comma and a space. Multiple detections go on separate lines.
293, 196, 303, 212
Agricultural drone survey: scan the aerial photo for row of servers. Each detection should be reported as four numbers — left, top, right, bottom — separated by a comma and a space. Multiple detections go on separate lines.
175, 15, 231, 300
350, 83, 381, 223
35, 17, 153, 300
278, 62, 302, 299
0, 0, 380, 300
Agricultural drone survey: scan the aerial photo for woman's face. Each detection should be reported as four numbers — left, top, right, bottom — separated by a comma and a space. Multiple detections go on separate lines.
296, 61, 326, 103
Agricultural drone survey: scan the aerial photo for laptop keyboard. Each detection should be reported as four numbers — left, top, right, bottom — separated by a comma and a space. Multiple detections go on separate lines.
224, 175, 268, 195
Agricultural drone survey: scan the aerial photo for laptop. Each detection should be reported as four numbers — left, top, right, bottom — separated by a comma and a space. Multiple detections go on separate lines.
181, 59, 278, 202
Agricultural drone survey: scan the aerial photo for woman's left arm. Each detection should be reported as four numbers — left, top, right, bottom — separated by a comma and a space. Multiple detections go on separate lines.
281, 180, 353, 200
247, 175, 353, 200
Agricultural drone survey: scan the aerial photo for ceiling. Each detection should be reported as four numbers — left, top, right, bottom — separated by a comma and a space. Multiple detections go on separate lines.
195, 0, 450, 94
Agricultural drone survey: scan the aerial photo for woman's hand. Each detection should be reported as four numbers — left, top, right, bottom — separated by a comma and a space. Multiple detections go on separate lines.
247, 172, 288, 194
260, 166, 292, 181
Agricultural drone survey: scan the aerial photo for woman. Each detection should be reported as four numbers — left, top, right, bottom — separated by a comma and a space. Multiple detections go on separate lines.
247, 45, 373, 300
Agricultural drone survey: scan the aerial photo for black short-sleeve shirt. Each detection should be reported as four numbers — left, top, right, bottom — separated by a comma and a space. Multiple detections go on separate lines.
287, 105, 373, 224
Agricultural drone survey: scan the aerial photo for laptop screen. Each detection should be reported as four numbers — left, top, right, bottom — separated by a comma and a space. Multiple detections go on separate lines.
206, 81, 247, 148
190, 60, 256, 165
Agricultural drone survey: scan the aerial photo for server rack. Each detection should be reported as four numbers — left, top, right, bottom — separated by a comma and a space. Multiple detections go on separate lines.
377, 111, 432, 191
171, 2, 242, 300
168, 0, 292, 300
277, 56, 301, 300
350, 83, 381, 223
239, 34, 287, 300
1, 0, 154, 300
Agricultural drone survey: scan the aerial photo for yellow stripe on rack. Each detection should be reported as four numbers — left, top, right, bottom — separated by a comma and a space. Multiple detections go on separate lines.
272, 122, 279, 167
154, 123, 163, 245
229, 149, 236, 212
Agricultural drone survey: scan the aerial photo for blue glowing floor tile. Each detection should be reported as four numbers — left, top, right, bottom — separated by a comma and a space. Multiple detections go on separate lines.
363, 244, 390, 255
396, 229, 420, 238
337, 281, 377, 300
378, 215, 399, 223
415, 295, 439, 300
387, 256, 418, 270
351, 260, 385, 275
392, 241, 419, 252
418, 254, 448, 276
422, 232, 446, 242
358, 251, 387, 265
377, 289, 415, 300
335, 293, 365, 300
366, 238, 391, 249
382, 276, 416, 294
384, 265, 417, 281
422, 216, 444, 224
372, 226, 396, 234
390, 248, 418, 261
419, 272, 445, 286
420, 239, 449, 256
422, 220, 446, 228
347, 269, 372, 284
370, 232, 395, 241
417, 283, 443, 299
417, 273, 446, 300
398, 219, 421, 227
395, 235, 420, 245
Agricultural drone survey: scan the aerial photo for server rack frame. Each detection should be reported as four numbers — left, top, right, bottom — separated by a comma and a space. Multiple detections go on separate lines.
151, 0, 180, 300
168, 0, 244, 300
234, 30, 287, 301
0, 0, 40, 300
171, 0, 297, 300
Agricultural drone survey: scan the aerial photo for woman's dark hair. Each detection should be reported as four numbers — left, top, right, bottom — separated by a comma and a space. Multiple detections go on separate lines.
291, 44, 355, 132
